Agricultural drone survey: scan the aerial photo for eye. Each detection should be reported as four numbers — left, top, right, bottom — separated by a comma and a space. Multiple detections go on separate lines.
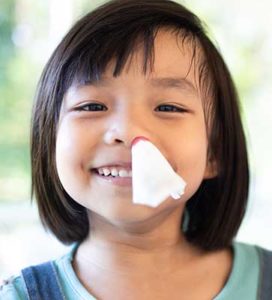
155, 104, 186, 113
75, 103, 107, 112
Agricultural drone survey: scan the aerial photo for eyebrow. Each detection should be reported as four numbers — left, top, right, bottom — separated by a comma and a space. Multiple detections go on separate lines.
83, 76, 197, 95
148, 77, 197, 94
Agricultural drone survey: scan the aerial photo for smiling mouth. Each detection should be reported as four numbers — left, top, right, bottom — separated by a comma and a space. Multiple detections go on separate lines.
91, 169, 116, 177
91, 167, 132, 178
90, 167, 132, 178
91, 168, 132, 187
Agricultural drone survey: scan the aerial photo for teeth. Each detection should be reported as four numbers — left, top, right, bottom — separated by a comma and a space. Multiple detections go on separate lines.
111, 168, 118, 176
98, 168, 110, 176
97, 167, 132, 177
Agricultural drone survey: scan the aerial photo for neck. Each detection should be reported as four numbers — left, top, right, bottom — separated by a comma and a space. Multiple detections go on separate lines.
75, 205, 201, 276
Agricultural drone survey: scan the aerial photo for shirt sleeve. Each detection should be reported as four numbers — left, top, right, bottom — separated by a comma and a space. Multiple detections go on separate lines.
0, 275, 28, 300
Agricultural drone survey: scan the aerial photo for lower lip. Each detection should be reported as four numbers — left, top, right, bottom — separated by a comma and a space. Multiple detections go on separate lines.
92, 170, 132, 187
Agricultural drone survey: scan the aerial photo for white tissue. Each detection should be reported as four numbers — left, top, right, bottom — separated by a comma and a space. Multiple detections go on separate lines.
131, 137, 186, 207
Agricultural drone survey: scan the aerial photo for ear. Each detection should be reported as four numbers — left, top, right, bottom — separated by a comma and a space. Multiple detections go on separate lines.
203, 157, 218, 179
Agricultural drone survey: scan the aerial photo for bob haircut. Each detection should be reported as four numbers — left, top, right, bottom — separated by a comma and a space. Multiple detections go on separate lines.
31, 0, 249, 251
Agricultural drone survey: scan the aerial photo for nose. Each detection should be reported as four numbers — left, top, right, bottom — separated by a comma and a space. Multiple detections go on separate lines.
103, 110, 151, 148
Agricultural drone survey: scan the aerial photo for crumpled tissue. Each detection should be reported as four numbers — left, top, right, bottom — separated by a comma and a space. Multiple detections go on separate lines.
131, 136, 186, 207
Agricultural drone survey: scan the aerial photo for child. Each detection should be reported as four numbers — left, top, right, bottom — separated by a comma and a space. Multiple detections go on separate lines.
1, 0, 271, 299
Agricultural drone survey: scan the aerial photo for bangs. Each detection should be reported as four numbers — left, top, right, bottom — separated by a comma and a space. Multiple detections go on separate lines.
61, 25, 200, 90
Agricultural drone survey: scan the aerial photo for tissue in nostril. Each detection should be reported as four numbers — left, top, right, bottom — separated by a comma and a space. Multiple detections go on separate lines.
131, 137, 186, 207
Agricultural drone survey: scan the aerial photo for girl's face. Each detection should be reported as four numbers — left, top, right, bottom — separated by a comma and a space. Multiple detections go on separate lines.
56, 29, 215, 225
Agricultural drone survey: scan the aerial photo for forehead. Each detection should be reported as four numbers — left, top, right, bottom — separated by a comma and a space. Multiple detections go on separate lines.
106, 29, 199, 82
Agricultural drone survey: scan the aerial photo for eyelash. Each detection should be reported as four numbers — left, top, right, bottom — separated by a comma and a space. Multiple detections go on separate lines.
75, 103, 107, 112
155, 105, 186, 113
75, 103, 187, 113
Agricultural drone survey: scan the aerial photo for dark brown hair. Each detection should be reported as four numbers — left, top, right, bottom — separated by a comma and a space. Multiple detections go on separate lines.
31, 0, 249, 251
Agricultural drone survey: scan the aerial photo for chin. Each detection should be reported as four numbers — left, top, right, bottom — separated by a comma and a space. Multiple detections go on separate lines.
96, 202, 173, 229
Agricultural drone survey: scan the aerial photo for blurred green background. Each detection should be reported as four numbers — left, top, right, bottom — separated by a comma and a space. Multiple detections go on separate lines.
0, 0, 99, 203
0, 0, 271, 278
0, 0, 30, 202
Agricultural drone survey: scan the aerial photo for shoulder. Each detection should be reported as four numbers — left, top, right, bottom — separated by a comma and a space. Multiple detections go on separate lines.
230, 242, 262, 286
233, 241, 267, 260
255, 244, 272, 260
235, 241, 272, 265
233, 241, 272, 268
234, 241, 272, 292
254, 244, 272, 279
0, 244, 78, 300
213, 242, 271, 299
0, 274, 27, 300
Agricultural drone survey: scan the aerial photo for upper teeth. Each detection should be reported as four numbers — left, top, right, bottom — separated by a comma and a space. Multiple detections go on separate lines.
97, 167, 132, 177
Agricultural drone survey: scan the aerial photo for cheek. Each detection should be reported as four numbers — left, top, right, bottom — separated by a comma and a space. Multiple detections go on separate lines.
173, 123, 208, 198
56, 123, 82, 170
55, 120, 95, 197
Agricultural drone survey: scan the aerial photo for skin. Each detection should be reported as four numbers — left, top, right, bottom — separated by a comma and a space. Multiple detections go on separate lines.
56, 29, 232, 299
